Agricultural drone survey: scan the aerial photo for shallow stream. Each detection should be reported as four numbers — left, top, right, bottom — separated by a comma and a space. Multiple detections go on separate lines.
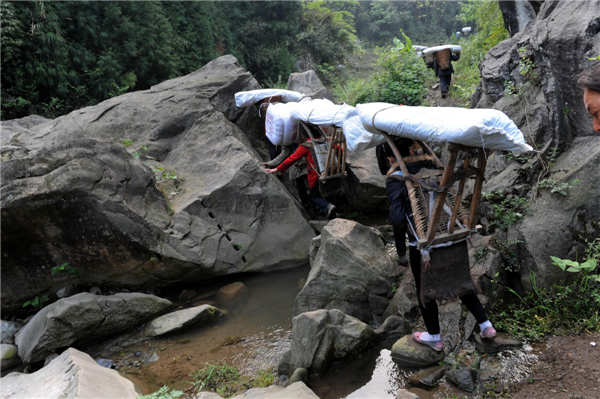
87, 265, 309, 394
85, 261, 541, 398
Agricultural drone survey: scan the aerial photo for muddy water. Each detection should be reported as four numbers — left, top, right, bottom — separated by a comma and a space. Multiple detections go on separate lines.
92, 265, 310, 395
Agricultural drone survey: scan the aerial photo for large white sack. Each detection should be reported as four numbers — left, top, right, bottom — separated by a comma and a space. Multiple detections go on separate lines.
422, 45, 461, 54
235, 89, 304, 108
343, 116, 386, 152
290, 98, 358, 127
265, 103, 300, 146
356, 103, 533, 152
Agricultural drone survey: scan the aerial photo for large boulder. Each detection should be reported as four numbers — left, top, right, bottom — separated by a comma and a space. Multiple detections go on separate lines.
516, 137, 600, 289
293, 219, 400, 323
15, 293, 172, 363
1, 55, 314, 313
472, 1, 600, 290
0, 348, 139, 398
287, 70, 334, 101
280, 309, 378, 376
474, 1, 600, 142
342, 147, 388, 211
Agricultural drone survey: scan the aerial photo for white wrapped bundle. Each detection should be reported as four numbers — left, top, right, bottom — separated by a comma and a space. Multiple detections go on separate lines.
422, 45, 461, 54
265, 103, 300, 146
343, 116, 386, 152
235, 89, 303, 108
289, 98, 358, 127
356, 103, 533, 152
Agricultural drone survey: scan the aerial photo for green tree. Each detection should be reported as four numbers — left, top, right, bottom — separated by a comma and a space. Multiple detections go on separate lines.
295, 1, 361, 84
451, 0, 509, 106
355, 33, 432, 106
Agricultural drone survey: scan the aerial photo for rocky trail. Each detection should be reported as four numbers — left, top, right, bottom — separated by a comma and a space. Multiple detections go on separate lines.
1, 1, 599, 398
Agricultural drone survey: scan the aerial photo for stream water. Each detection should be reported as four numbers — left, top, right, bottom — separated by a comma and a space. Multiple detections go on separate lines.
87, 265, 310, 395
84, 261, 541, 398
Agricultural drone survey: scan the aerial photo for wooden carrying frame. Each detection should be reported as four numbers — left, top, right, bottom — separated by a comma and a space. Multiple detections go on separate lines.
382, 133, 490, 249
299, 121, 347, 181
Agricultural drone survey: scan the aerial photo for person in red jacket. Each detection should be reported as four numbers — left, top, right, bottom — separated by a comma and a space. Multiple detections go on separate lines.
266, 130, 337, 220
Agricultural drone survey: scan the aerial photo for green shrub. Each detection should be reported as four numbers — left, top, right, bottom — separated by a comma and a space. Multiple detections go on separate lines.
451, 1, 509, 107
138, 386, 183, 399
482, 191, 529, 231
188, 363, 276, 398
354, 33, 432, 106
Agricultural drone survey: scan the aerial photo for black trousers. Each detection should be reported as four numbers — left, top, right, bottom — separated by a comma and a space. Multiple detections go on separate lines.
440, 74, 452, 94
409, 246, 488, 335
295, 175, 310, 206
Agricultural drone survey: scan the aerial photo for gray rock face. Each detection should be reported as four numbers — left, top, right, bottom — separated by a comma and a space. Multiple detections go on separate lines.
390, 335, 444, 368
1, 321, 22, 344
15, 293, 172, 363
474, 1, 600, 291
499, 1, 536, 37
287, 71, 334, 101
281, 309, 378, 375
343, 147, 388, 211
231, 386, 284, 399
516, 137, 600, 289
143, 305, 221, 337
0, 348, 139, 398
268, 382, 319, 399
475, 1, 599, 140
438, 302, 462, 353
374, 316, 411, 343
294, 219, 400, 323
1, 55, 314, 313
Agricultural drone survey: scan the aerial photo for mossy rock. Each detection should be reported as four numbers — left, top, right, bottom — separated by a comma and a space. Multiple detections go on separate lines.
391, 335, 444, 368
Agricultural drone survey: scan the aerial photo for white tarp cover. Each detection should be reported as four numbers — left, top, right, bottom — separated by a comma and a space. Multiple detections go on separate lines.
289, 98, 358, 127
356, 103, 534, 152
265, 103, 299, 147
343, 116, 386, 152
422, 45, 462, 54
235, 89, 304, 108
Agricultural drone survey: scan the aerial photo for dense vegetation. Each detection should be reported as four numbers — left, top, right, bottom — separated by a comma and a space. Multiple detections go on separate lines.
1, 0, 467, 120
450, 0, 510, 106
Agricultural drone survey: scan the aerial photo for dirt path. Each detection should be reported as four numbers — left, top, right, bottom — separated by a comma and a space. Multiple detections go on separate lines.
511, 332, 600, 399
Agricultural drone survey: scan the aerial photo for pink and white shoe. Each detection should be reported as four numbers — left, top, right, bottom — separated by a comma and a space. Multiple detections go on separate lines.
480, 327, 497, 340
412, 332, 443, 352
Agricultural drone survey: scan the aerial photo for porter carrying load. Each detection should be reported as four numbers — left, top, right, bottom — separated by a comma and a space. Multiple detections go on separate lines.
287, 99, 355, 196
353, 102, 533, 301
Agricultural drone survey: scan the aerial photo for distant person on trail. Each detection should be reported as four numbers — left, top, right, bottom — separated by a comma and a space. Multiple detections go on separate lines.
377, 138, 497, 352
578, 60, 600, 132
432, 46, 460, 98
266, 129, 337, 220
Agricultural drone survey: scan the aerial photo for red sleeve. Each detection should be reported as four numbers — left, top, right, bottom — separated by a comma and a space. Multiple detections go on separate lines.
277, 145, 309, 173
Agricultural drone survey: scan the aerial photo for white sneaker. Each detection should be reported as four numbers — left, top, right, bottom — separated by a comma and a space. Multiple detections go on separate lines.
326, 204, 337, 220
